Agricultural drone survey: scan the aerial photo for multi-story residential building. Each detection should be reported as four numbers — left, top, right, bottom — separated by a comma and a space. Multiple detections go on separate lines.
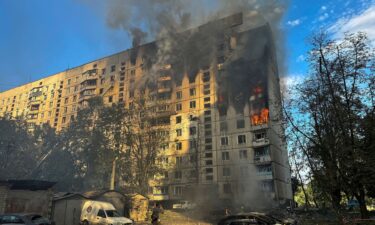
0, 13, 292, 207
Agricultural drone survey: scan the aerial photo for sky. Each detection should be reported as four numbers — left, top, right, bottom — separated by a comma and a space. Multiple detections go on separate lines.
0, 0, 374, 92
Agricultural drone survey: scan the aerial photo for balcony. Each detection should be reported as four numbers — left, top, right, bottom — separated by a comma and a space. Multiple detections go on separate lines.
254, 155, 271, 164
29, 91, 43, 98
252, 138, 269, 147
158, 87, 172, 93
256, 171, 273, 180
82, 68, 98, 76
250, 123, 269, 131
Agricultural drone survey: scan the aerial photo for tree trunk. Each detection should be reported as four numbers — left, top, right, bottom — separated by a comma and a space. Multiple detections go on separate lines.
357, 188, 369, 219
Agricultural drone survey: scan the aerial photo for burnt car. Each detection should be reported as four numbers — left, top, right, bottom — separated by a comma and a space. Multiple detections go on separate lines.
0, 214, 54, 225
217, 212, 297, 225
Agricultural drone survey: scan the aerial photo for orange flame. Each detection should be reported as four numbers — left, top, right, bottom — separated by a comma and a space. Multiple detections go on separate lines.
251, 108, 269, 125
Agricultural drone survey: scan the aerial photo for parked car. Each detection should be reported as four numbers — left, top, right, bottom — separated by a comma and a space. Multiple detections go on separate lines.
172, 201, 196, 210
80, 200, 133, 225
0, 213, 54, 225
217, 212, 297, 225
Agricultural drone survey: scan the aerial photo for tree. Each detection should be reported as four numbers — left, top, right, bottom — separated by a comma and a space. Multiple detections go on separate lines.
284, 32, 375, 220
0, 116, 37, 179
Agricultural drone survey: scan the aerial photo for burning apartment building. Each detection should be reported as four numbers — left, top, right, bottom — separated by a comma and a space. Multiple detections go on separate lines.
0, 13, 292, 207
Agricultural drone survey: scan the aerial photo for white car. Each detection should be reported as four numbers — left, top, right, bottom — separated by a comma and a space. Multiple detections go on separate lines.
80, 200, 133, 225
172, 201, 196, 210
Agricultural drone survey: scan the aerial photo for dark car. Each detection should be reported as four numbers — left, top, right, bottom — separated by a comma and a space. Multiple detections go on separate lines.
0, 214, 54, 225
218, 212, 297, 225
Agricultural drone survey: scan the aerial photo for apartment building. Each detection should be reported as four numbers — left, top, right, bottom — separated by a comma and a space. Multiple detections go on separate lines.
0, 13, 292, 207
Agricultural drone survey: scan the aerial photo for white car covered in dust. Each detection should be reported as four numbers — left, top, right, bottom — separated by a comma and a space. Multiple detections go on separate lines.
80, 200, 133, 225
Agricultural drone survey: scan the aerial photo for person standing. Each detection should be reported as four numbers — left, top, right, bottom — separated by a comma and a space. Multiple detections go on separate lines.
151, 203, 164, 225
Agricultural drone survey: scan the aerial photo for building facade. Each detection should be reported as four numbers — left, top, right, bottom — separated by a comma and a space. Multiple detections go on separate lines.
0, 13, 292, 207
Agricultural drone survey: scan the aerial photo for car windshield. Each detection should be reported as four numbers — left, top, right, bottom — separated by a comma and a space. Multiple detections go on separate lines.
105, 210, 120, 217
0, 215, 24, 224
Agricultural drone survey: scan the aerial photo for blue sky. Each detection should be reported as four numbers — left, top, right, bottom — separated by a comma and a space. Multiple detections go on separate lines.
0, 0, 374, 92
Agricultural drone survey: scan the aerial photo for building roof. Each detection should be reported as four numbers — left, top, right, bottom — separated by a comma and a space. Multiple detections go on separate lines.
0, 179, 56, 190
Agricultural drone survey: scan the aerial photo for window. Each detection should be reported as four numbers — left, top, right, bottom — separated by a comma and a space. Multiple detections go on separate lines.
222, 151, 230, 160
176, 116, 182, 124
204, 117, 211, 122
190, 101, 196, 109
204, 110, 211, 116
205, 160, 213, 165
67, 79, 71, 85
221, 137, 229, 146
204, 97, 210, 102
62, 117, 66, 123
174, 186, 183, 195
238, 135, 246, 144
176, 142, 182, 150
240, 150, 248, 159
203, 89, 210, 95
175, 171, 182, 179
223, 167, 231, 176
108, 96, 113, 103
98, 209, 106, 218
64, 98, 69, 104
130, 69, 135, 76
176, 103, 182, 111
254, 131, 267, 141
204, 84, 210, 90
102, 68, 106, 75
206, 175, 213, 181
190, 88, 196, 96
204, 103, 211, 108
176, 129, 182, 137
220, 121, 228, 132
223, 183, 232, 194
206, 168, 213, 173
189, 127, 197, 135
237, 119, 245, 129
204, 123, 211, 129
205, 152, 213, 158
203, 72, 210, 82
205, 138, 212, 144
176, 91, 182, 99
111, 65, 116, 72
